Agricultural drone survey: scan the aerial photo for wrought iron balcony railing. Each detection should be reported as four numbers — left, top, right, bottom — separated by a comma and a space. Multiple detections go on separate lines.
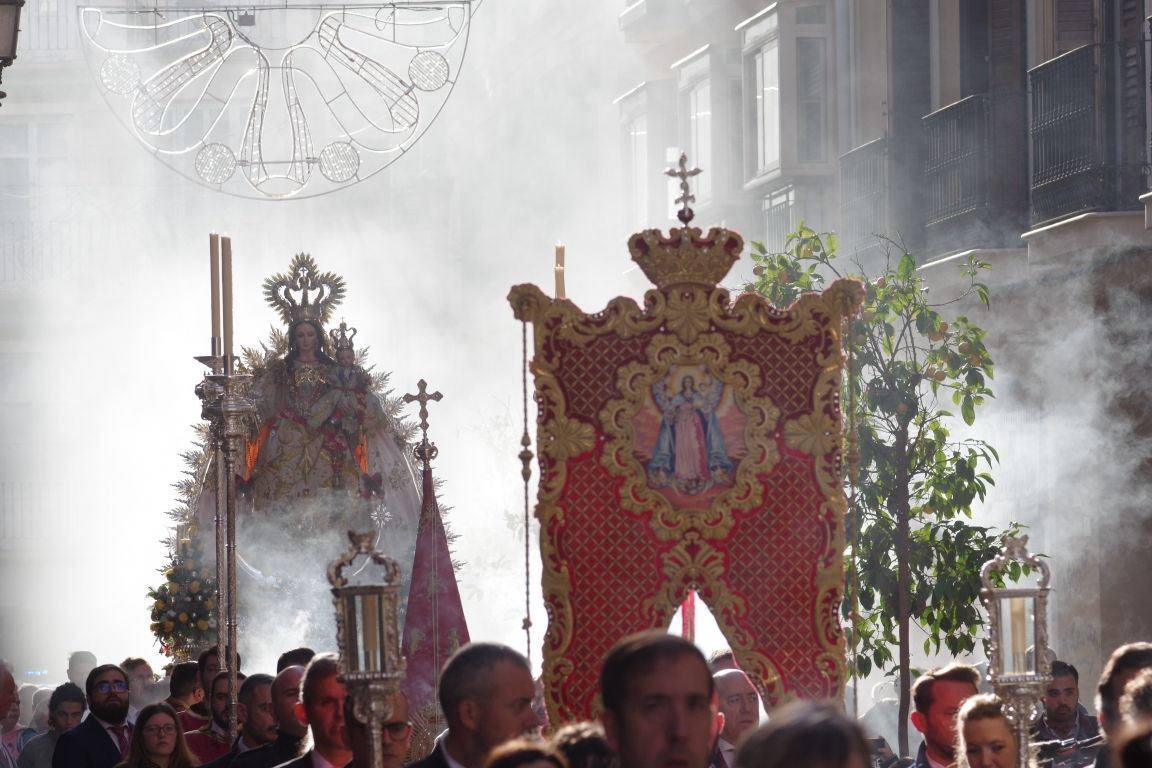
838, 138, 888, 262
923, 95, 989, 225
1028, 41, 1147, 225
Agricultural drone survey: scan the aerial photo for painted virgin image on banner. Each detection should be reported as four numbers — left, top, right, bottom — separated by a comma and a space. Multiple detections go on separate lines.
633, 364, 748, 504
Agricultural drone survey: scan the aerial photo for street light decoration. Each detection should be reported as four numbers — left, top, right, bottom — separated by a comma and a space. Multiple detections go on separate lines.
0, 0, 25, 105
77, 1, 480, 199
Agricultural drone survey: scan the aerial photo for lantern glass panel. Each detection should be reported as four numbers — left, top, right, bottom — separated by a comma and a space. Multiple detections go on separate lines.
355, 592, 384, 672
998, 596, 1036, 675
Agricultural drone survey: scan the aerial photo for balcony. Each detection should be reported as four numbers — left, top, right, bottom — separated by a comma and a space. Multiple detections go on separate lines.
924, 96, 989, 226
619, 0, 683, 44
16, 0, 82, 61
1028, 42, 1147, 225
838, 138, 889, 266
0, 218, 95, 282
922, 91, 1029, 254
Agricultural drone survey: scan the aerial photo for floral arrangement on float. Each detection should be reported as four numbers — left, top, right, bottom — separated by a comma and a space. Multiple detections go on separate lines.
146, 424, 219, 660
148, 531, 219, 659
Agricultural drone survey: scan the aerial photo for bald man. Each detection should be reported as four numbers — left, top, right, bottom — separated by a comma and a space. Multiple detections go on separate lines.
712, 670, 759, 767
229, 665, 308, 768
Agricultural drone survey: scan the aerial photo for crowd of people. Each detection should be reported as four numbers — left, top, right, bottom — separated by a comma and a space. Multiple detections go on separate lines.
1, 636, 1151, 768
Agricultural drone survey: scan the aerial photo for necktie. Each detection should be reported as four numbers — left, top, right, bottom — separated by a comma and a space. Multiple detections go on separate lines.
110, 724, 130, 757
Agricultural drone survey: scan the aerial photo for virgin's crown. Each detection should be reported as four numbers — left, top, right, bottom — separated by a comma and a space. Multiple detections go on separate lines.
263, 253, 346, 327
329, 320, 357, 351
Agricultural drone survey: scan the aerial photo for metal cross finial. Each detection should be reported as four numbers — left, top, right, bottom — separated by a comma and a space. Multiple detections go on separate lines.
403, 379, 443, 464
665, 152, 702, 224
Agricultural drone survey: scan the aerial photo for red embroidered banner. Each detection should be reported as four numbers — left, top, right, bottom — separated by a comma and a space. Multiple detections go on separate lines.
510, 223, 861, 722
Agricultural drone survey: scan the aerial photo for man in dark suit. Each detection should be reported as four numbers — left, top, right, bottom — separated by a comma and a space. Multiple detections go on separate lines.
52, 665, 133, 768
202, 674, 277, 768
273, 654, 351, 768
232, 667, 307, 768
404, 643, 539, 768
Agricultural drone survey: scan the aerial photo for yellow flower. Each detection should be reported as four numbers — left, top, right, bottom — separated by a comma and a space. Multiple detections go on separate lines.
154, 600, 166, 612
189, 581, 201, 594
196, 619, 209, 631
163, 621, 174, 633
203, 599, 215, 610
178, 612, 189, 623
168, 582, 180, 594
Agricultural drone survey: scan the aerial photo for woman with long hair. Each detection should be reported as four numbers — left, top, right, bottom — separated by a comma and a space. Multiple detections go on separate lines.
116, 703, 196, 768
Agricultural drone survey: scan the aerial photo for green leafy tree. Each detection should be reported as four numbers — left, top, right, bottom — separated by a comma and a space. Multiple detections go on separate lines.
747, 228, 1021, 754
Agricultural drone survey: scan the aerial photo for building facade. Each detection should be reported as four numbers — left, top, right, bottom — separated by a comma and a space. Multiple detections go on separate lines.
617, 0, 1152, 700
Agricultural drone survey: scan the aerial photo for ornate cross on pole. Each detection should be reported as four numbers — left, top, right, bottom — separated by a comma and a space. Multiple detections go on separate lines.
403, 379, 443, 465
665, 152, 702, 224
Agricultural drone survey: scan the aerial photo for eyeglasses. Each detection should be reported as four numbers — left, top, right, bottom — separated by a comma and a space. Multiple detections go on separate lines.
381, 721, 412, 740
94, 681, 129, 694
143, 724, 177, 736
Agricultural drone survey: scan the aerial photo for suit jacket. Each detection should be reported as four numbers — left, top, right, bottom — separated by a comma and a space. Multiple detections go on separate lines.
404, 743, 451, 768
233, 735, 307, 768
51, 716, 124, 768
201, 739, 243, 768
272, 750, 316, 768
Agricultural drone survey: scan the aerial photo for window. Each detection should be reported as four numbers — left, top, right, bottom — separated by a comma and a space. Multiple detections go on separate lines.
753, 41, 780, 174
0, 118, 81, 282
617, 80, 675, 227
687, 80, 712, 202
796, 37, 827, 163
673, 47, 713, 205
741, 8, 780, 180
628, 113, 649, 224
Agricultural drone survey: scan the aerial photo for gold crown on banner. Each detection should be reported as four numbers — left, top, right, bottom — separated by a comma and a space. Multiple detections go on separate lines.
263, 253, 347, 327
628, 154, 744, 290
329, 320, 357, 351
628, 226, 744, 290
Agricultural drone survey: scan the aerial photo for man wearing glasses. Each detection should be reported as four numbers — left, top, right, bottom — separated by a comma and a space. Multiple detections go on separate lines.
52, 665, 132, 768
345, 690, 412, 768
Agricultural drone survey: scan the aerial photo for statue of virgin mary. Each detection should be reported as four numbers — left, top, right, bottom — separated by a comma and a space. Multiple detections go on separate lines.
201, 254, 422, 648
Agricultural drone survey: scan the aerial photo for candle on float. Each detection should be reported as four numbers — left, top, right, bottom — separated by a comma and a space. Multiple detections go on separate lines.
222, 236, 233, 375
554, 242, 566, 299
210, 233, 221, 356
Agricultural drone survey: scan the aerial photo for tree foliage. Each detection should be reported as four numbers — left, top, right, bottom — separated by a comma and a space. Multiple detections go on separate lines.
747, 227, 1022, 753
